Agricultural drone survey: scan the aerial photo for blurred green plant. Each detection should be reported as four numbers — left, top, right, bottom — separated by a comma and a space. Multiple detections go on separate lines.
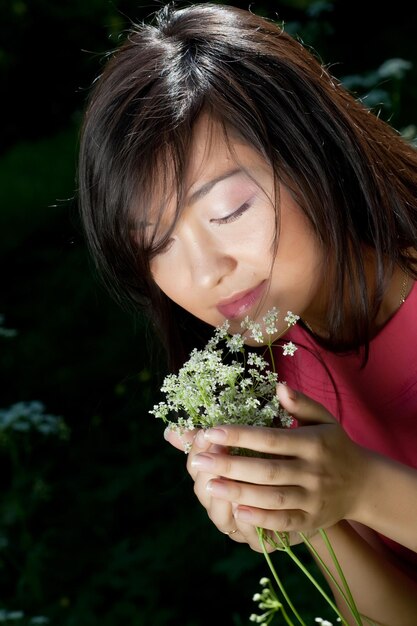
0, 316, 17, 339
0, 608, 49, 625
341, 57, 416, 142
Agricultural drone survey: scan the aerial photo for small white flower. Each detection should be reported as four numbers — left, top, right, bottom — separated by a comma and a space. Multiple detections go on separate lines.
183, 441, 192, 454
282, 341, 297, 356
226, 333, 244, 352
278, 407, 294, 428
284, 311, 300, 326
240, 315, 252, 330
265, 323, 277, 335
249, 322, 264, 343
263, 307, 279, 334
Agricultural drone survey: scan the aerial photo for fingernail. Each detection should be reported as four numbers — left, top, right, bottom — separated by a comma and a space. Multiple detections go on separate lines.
191, 453, 214, 469
234, 507, 253, 522
194, 430, 206, 448
204, 427, 227, 444
163, 426, 171, 441
206, 479, 229, 496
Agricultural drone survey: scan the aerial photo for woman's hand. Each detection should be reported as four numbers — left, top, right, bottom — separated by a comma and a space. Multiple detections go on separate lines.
164, 383, 371, 551
197, 384, 370, 549
201, 384, 368, 528
163, 425, 252, 544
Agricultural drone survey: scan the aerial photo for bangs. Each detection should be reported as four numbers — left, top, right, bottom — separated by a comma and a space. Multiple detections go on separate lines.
129, 112, 255, 259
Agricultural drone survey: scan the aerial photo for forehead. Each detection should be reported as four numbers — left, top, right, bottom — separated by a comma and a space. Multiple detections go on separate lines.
185, 114, 269, 197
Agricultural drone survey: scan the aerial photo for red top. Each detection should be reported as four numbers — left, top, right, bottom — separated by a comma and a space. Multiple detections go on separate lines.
274, 281, 417, 580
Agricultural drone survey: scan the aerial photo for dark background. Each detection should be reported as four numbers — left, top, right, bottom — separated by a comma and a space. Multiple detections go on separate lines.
1, 1, 416, 624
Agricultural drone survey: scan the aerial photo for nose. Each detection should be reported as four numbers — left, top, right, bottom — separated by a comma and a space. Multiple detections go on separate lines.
183, 228, 236, 290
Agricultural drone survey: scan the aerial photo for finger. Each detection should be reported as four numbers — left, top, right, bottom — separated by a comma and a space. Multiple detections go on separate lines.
206, 478, 308, 511
202, 423, 330, 458
210, 498, 239, 536
163, 426, 198, 452
230, 518, 270, 551
163, 425, 225, 459
192, 451, 308, 485
234, 504, 307, 533
193, 471, 238, 534
187, 431, 226, 480
276, 383, 336, 425
255, 527, 307, 549
193, 469, 218, 509
230, 517, 293, 553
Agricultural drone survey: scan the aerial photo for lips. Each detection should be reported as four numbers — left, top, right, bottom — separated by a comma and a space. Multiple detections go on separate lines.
216, 281, 266, 319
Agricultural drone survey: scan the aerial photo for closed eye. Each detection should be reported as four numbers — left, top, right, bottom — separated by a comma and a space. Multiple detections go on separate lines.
211, 201, 253, 225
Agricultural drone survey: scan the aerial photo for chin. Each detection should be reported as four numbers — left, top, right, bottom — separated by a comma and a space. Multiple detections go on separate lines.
242, 336, 269, 348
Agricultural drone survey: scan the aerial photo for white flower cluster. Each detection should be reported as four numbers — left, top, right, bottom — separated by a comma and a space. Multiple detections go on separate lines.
250, 578, 340, 625
0, 401, 69, 438
241, 308, 299, 356
0, 313, 17, 339
150, 309, 299, 442
249, 577, 283, 624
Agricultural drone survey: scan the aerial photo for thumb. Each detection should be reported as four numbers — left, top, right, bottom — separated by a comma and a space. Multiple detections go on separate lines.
164, 426, 200, 452
276, 382, 336, 425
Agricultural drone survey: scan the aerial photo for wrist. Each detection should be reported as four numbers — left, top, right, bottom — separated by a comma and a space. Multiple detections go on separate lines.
347, 448, 417, 552
343, 442, 375, 523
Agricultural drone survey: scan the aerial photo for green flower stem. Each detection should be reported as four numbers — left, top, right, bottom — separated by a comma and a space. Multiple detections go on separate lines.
298, 532, 354, 622
279, 605, 298, 626
264, 602, 296, 626
299, 531, 363, 626
267, 343, 276, 374
270, 530, 349, 625
257, 528, 307, 626
318, 529, 363, 623
314, 531, 377, 626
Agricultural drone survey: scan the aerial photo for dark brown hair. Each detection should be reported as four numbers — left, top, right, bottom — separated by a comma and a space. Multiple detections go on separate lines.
78, 2, 417, 371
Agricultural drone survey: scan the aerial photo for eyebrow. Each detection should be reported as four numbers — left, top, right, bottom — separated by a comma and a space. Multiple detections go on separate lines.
187, 168, 243, 205
137, 167, 246, 229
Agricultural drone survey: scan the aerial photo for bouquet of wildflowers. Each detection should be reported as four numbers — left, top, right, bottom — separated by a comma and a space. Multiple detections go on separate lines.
150, 308, 297, 451
151, 308, 366, 626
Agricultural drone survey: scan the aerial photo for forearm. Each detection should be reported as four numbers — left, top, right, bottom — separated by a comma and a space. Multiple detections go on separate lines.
352, 450, 417, 552
308, 521, 417, 626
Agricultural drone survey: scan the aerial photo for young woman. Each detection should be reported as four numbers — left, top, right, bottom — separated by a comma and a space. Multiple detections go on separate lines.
78, 3, 417, 624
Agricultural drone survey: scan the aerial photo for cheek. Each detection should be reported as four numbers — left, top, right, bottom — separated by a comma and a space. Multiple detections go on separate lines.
150, 252, 196, 314
269, 211, 323, 301
277, 203, 319, 266
233, 211, 276, 258
149, 255, 174, 297
273, 234, 318, 278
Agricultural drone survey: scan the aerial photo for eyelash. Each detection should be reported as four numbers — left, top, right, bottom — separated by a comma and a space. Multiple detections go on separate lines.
152, 200, 252, 257
212, 201, 252, 225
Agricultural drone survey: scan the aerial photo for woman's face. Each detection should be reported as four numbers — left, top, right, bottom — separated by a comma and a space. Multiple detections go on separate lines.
148, 115, 326, 344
